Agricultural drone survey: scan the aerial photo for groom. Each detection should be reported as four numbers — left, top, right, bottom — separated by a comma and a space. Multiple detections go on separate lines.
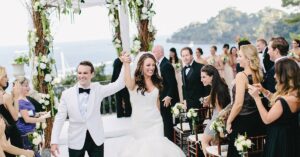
51, 60, 125, 157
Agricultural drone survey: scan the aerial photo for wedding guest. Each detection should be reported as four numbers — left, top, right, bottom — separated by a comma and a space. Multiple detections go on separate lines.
289, 39, 300, 62
0, 66, 24, 157
200, 65, 231, 157
195, 47, 208, 65
111, 56, 132, 118
14, 77, 50, 157
226, 44, 265, 157
221, 44, 234, 90
181, 47, 209, 128
153, 45, 179, 141
206, 46, 224, 77
256, 38, 274, 74
236, 40, 251, 73
248, 58, 300, 157
262, 37, 289, 93
230, 47, 238, 77
169, 47, 184, 102
0, 115, 34, 157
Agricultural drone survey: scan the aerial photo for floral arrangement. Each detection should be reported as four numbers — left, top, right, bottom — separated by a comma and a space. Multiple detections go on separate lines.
13, 53, 30, 65
234, 133, 252, 156
209, 117, 226, 138
29, 131, 42, 146
106, 0, 123, 54
187, 108, 199, 134
131, 36, 142, 55
36, 122, 47, 131
128, 0, 156, 51
207, 57, 216, 65
175, 63, 181, 71
171, 102, 185, 117
221, 55, 229, 64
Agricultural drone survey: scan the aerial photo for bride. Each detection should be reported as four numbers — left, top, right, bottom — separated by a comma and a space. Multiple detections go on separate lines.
119, 52, 185, 157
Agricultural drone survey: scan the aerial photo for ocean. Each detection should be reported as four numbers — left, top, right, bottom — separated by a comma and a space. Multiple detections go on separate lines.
0, 37, 227, 80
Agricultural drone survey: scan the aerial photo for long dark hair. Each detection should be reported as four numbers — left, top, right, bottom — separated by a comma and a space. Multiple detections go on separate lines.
272, 58, 300, 103
135, 53, 163, 95
169, 47, 179, 63
201, 65, 231, 108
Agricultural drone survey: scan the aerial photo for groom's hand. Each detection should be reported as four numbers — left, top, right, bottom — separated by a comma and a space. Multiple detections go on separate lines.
51, 144, 60, 157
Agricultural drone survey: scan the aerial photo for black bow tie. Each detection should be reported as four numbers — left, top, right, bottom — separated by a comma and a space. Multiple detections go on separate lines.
79, 88, 90, 94
184, 65, 191, 69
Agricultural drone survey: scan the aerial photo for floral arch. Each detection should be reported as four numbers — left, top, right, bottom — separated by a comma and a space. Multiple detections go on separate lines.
21, 0, 156, 155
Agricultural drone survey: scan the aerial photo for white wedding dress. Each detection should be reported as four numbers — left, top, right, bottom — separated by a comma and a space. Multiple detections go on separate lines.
119, 87, 186, 157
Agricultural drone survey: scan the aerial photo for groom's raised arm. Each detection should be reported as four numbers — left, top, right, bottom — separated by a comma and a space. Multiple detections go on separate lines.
100, 67, 125, 98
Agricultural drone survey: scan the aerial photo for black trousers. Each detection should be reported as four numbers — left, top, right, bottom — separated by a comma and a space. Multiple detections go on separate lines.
68, 131, 104, 157
116, 90, 132, 118
160, 103, 174, 141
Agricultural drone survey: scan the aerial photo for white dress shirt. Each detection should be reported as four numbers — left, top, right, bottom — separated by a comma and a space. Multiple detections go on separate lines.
78, 85, 90, 118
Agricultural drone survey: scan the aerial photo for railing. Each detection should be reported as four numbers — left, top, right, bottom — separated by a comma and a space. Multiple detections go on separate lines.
54, 80, 117, 115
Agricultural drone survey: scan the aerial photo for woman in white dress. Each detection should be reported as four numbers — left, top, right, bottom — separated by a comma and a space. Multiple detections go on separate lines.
220, 44, 234, 92
119, 53, 185, 157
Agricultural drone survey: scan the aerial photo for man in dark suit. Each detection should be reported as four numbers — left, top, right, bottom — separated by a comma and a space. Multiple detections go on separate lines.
262, 37, 289, 93
111, 57, 132, 117
181, 47, 209, 114
256, 38, 274, 74
152, 45, 179, 141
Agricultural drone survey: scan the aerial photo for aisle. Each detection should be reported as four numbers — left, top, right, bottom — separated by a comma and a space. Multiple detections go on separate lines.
54, 114, 132, 157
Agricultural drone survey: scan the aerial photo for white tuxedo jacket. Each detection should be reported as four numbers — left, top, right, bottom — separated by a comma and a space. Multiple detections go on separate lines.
51, 70, 125, 150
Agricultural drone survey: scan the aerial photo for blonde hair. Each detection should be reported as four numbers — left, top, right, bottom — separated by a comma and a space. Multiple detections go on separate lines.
0, 66, 6, 80
240, 45, 263, 83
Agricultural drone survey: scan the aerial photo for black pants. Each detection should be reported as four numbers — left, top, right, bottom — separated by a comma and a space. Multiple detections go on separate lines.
160, 103, 174, 141
116, 91, 132, 118
68, 131, 104, 157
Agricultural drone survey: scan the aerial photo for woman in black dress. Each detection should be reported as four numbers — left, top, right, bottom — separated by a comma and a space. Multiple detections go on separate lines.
226, 45, 265, 157
249, 58, 300, 157
0, 66, 24, 157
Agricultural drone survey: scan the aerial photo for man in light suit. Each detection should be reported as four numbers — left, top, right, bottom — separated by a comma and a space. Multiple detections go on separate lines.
50, 60, 125, 157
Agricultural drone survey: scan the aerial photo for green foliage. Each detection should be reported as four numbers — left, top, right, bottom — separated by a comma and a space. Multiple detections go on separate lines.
168, 7, 300, 44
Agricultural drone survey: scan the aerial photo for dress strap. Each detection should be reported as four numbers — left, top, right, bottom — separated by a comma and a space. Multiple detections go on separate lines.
275, 97, 291, 115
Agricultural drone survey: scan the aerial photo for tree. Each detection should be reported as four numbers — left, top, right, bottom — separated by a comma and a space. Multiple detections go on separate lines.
281, 0, 300, 24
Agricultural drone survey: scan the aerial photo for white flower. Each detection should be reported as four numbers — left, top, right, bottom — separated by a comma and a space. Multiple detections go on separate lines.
136, 0, 142, 6
192, 112, 197, 117
148, 24, 154, 32
142, 7, 148, 13
44, 100, 49, 106
237, 135, 246, 142
217, 126, 223, 133
44, 74, 52, 82
33, 132, 39, 137
42, 122, 47, 129
109, 14, 115, 21
246, 139, 252, 148
235, 143, 243, 151
115, 44, 121, 48
36, 122, 41, 129
41, 55, 48, 63
115, 38, 121, 44
113, 0, 120, 5
32, 136, 41, 145
187, 112, 192, 118
39, 63, 47, 70
108, 4, 116, 10
134, 40, 141, 46
173, 108, 179, 116
39, 99, 45, 104
45, 94, 50, 99
141, 14, 148, 20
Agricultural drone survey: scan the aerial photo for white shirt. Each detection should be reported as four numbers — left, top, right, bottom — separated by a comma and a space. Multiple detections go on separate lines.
275, 56, 288, 63
185, 60, 194, 75
78, 85, 90, 118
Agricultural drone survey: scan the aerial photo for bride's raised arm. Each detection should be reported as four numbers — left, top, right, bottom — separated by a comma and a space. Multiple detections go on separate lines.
123, 53, 135, 90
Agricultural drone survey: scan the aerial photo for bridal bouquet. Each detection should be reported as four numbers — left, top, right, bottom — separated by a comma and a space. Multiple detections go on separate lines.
234, 133, 252, 157
171, 103, 185, 117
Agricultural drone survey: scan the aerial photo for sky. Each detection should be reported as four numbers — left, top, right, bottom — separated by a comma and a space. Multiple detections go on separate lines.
0, 0, 288, 46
